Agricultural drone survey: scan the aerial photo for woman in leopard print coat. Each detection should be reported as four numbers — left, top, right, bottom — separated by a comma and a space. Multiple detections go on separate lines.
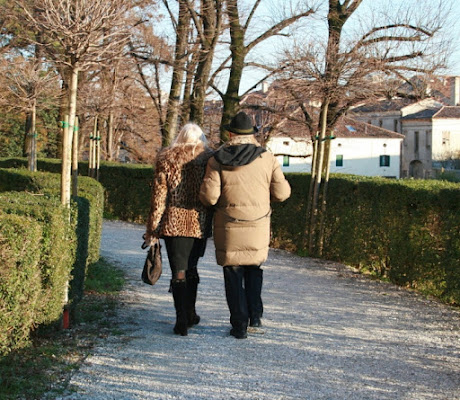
144, 123, 213, 336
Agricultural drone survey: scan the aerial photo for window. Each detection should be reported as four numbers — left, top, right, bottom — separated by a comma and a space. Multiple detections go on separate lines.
283, 155, 290, 167
426, 131, 431, 148
379, 119, 383, 127
380, 155, 390, 167
414, 131, 419, 152
336, 154, 343, 167
283, 141, 289, 146
394, 119, 398, 132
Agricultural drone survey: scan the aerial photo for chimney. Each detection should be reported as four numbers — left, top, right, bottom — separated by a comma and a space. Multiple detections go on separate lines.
262, 82, 269, 93
451, 76, 460, 106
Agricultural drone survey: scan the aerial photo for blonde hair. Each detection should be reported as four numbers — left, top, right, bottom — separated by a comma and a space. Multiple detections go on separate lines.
173, 123, 207, 146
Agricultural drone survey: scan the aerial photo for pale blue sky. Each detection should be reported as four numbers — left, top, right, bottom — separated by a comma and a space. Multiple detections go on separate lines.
240, 0, 460, 93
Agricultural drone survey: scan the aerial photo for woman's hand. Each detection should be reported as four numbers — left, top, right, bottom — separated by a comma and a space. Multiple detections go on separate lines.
142, 232, 158, 249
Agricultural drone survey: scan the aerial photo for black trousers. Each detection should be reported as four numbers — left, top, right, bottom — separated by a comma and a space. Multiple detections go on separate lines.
164, 236, 207, 275
223, 265, 263, 330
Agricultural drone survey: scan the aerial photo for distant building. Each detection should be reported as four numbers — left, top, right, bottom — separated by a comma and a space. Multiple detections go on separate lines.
266, 117, 404, 178
351, 77, 460, 178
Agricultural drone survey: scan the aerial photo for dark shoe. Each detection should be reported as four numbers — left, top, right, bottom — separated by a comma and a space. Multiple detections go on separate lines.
230, 328, 247, 339
249, 317, 262, 327
171, 279, 188, 336
186, 269, 200, 327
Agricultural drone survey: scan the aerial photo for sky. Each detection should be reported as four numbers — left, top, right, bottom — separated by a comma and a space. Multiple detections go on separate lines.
445, 1, 460, 76
154, 0, 460, 96
240, 0, 460, 93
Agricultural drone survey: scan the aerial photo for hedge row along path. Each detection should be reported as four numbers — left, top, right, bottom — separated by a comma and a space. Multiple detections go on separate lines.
57, 220, 460, 400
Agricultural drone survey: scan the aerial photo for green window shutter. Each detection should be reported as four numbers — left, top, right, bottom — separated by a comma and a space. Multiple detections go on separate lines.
380, 155, 390, 167
336, 154, 343, 167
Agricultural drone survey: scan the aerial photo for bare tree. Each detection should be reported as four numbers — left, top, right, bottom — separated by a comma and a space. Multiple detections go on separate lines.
130, 0, 223, 145
187, 0, 223, 125
16, 0, 132, 206
278, 0, 453, 255
208, 0, 315, 141
0, 52, 60, 169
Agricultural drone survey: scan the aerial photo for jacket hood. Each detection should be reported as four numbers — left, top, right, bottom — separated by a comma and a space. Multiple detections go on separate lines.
214, 135, 266, 166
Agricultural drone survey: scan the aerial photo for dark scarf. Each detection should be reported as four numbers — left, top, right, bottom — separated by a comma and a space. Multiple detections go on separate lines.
214, 136, 266, 166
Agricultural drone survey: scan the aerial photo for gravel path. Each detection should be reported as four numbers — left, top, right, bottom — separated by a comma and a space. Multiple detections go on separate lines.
58, 220, 460, 400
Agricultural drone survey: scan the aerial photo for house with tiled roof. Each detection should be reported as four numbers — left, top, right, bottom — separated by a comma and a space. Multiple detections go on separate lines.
265, 116, 404, 178
350, 78, 460, 178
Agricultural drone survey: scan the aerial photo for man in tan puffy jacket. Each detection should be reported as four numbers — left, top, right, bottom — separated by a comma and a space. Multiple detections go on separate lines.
199, 112, 291, 339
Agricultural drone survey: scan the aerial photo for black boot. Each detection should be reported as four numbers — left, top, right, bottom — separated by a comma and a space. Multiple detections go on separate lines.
245, 266, 263, 327
223, 266, 248, 339
186, 268, 200, 327
171, 279, 188, 336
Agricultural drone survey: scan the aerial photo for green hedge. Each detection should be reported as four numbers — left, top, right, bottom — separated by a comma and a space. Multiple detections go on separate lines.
95, 162, 152, 222
272, 174, 460, 305
0, 158, 151, 223
0, 214, 43, 354
2, 158, 459, 305
0, 168, 104, 354
0, 191, 75, 327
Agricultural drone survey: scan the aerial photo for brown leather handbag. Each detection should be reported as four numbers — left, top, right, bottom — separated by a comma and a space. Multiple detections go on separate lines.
141, 239, 162, 285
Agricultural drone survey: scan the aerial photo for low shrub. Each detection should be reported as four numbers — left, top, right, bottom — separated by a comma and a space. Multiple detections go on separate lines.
0, 158, 151, 223
272, 174, 460, 304
1, 158, 458, 305
0, 214, 43, 354
0, 191, 75, 327
0, 168, 104, 354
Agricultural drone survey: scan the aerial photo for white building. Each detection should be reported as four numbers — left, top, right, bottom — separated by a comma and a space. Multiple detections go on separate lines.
266, 117, 404, 178
352, 97, 460, 178
432, 107, 460, 169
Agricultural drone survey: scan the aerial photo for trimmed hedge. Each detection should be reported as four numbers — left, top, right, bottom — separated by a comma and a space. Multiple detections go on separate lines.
0, 214, 43, 354
1, 158, 459, 305
95, 162, 152, 222
0, 168, 104, 354
0, 191, 75, 326
0, 158, 152, 223
272, 174, 460, 305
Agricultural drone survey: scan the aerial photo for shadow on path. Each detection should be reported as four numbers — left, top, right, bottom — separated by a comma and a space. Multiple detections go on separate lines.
59, 220, 460, 400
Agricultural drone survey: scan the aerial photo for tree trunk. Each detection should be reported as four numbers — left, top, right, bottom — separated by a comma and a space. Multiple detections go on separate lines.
308, 100, 329, 255
317, 132, 333, 256
30, 100, 37, 172
163, 0, 190, 145
24, 100, 37, 172
220, 0, 246, 141
72, 116, 79, 197
189, 0, 221, 126
57, 73, 69, 159
304, 133, 318, 249
61, 114, 70, 205
61, 65, 79, 207
107, 110, 114, 161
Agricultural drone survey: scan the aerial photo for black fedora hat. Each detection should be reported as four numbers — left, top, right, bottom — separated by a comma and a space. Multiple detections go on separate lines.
224, 112, 258, 135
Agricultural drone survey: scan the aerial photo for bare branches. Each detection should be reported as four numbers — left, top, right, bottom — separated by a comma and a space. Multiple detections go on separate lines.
246, 8, 315, 53
15, 0, 132, 69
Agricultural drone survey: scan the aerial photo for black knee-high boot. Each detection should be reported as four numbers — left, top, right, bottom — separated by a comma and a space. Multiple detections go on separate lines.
186, 268, 200, 327
245, 266, 263, 327
171, 279, 188, 336
223, 266, 248, 339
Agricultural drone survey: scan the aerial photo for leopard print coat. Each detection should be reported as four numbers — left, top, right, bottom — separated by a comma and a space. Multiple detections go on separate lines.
146, 143, 214, 238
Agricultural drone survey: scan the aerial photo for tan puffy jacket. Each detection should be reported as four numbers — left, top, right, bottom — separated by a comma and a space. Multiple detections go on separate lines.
199, 135, 291, 266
